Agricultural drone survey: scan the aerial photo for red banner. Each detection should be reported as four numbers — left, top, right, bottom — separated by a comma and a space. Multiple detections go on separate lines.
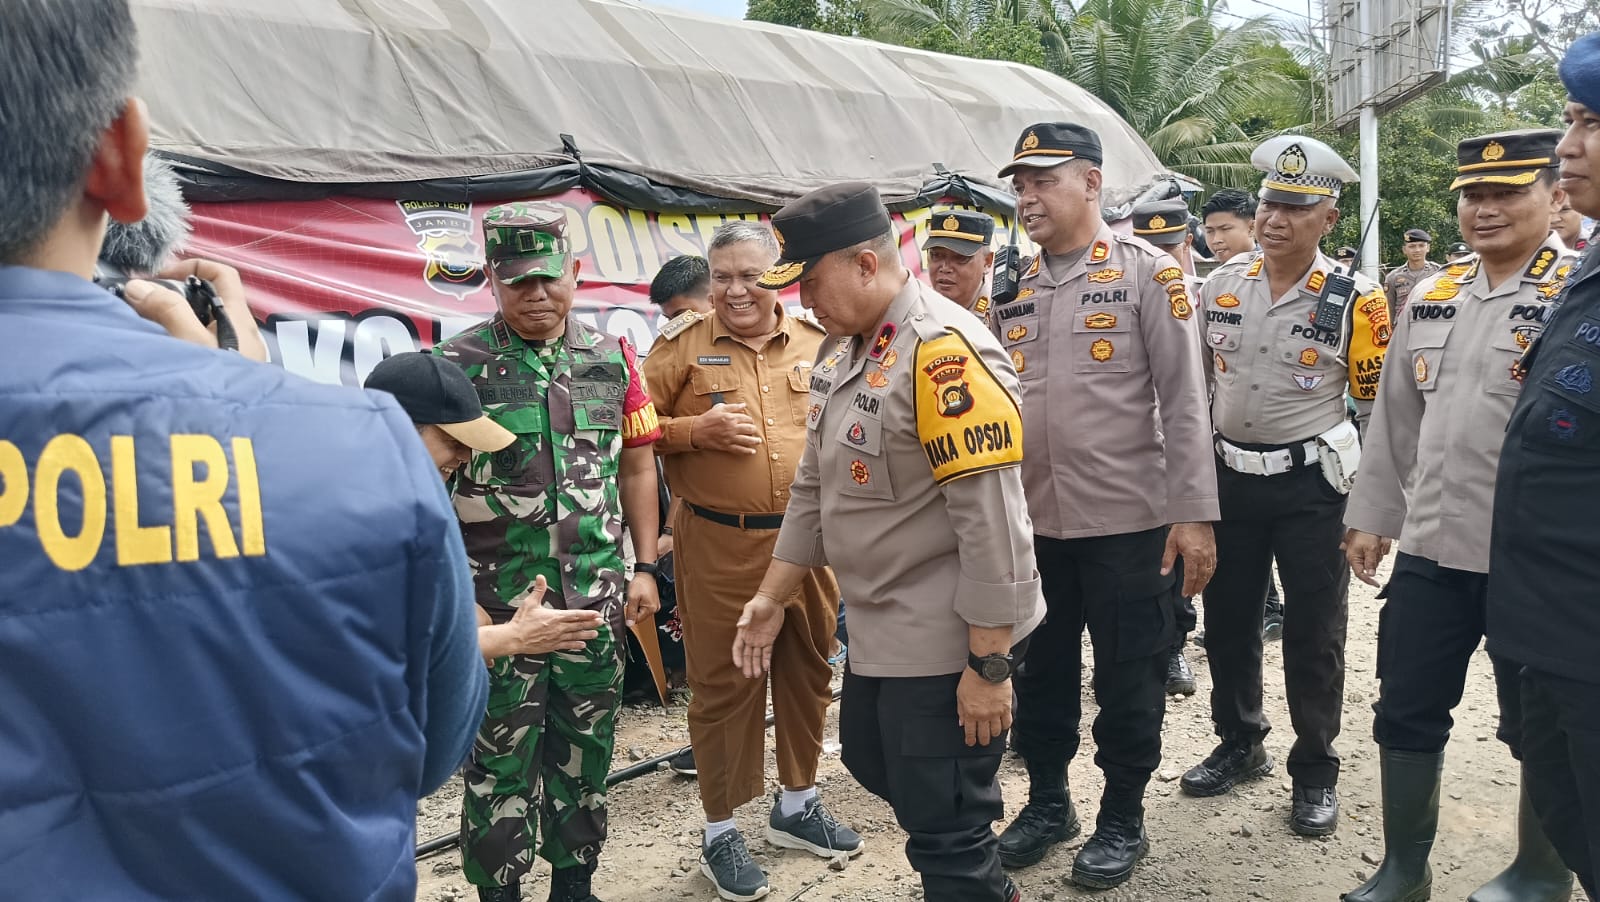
185, 189, 1031, 386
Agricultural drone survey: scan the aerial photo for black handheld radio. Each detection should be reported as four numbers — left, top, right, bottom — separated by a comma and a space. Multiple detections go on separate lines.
991, 215, 1023, 305
1312, 200, 1382, 334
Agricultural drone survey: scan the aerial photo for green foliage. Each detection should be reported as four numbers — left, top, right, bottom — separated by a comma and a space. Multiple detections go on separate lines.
745, 0, 867, 35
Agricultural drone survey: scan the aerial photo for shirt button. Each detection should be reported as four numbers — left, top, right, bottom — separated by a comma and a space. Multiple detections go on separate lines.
770, 452, 780, 460
1251, 384, 1259, 390
762, 385, 770, 392
766, 418, 775, 425
758, 354, 765, 361
1259, 346, 1269, 354
712, 383, 719, 389
775, 491, 784, 498
1245, 420, 1254, 428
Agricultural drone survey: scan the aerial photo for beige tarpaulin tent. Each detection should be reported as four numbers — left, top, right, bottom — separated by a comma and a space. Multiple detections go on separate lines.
133, 0, 1169, 208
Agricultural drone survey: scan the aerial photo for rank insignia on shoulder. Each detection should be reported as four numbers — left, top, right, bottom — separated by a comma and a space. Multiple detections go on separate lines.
1304, 271, 1326, 294
1024, 256, 1041, 278
1245, 257, 1265, 278
1525, 248, 1557, 280
658, 310, 705, 339
1088, 268, 1123, 284
1216, 293, 1241, 308
870, 322, 897, 359
974, 296, 992, 315
1090, 241, 1110, 263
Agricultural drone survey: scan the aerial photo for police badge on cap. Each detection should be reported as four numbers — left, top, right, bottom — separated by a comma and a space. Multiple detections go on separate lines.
922, 210, 996, 256
1251, 135, 1358, 206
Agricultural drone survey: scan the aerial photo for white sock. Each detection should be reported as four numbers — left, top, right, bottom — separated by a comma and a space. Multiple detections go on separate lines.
779, 786, 818, 817
705, 818, 737, 847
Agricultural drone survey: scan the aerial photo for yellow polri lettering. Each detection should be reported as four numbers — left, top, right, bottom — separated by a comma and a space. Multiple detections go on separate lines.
0, 433, 267, 571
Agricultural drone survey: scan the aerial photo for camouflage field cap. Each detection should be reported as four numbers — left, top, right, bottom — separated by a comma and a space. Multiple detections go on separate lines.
483, 201, 571, 285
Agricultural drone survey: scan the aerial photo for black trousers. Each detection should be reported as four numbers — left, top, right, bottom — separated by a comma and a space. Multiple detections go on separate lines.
1205, 462, 1349, 786
1518, 666, 1600, 899
1013, 528, 1175, 796
840, 668, 1008, 902
1371, 554, 1520, 754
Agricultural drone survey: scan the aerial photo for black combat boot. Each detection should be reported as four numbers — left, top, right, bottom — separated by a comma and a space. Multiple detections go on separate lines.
1181, 739, 1273, 797
1072, 794, 1149, 890
1467, 765, 1575, 902
477, 884, 520, 902
1166, 648, 1197, 696
1342, 748, 1442, 902
547, 859, 603, 902
997, 758, 1081, 868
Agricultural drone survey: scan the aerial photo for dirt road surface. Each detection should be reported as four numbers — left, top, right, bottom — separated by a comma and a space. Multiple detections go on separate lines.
416, 562, 1587, 901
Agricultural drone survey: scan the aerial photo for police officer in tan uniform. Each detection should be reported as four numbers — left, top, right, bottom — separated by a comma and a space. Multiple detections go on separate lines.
991, 123, 1219, 889
1183, 135, 1391, 839
643, 221, 861, 902
1343, 129, 1576, 902
923, 209, 996, 321
1130, 196, 1208, 697
731, 182, 1045, 902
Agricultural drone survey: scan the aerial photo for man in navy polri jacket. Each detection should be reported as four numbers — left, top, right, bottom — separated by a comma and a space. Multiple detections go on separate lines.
0, 1, 487, 899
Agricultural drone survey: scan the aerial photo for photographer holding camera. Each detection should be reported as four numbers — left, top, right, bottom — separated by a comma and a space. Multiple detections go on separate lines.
0, 2, 487, 899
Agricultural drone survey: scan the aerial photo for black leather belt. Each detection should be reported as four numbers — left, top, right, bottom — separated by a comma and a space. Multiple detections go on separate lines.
687, 502, 784, 530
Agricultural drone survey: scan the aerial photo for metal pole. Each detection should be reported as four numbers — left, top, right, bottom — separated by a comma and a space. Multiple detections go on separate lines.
415, 687, 845, 860
1358, 0, 1381, 282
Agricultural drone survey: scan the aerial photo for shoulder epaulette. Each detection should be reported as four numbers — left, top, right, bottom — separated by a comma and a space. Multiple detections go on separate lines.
657, 311, 706, 340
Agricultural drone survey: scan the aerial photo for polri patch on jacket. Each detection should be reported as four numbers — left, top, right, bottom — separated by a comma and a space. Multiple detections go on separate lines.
697, 355, 732, 365
1549, 408, 1578, 440
1555, 362, 1593, 394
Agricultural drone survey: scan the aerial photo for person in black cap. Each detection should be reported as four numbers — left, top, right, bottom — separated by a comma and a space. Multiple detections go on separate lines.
992, 122, 1218, 888
737, 181, 1044, 902
1335, 245, 1358, 268
1132, 198, 1199, 275
1487, 30, 1600, 900
1384, 228, 1441, 316
922, 209, 997, 320
1343, 129, 1577, 902
1447, 242, 1474, 264
365, 352, 607, 662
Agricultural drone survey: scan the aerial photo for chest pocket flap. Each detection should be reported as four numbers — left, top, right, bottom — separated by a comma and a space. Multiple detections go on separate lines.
1408, 322, 1453, 392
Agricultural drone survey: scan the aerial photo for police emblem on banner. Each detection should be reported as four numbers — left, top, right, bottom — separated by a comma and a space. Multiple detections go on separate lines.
398, 200, 487, 301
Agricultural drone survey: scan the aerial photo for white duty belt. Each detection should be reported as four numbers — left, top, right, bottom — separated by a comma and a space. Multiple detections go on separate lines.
1214, 436, 1319, 477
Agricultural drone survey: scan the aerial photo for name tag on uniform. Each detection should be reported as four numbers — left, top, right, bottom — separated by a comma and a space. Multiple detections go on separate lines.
697, 355, 732, 365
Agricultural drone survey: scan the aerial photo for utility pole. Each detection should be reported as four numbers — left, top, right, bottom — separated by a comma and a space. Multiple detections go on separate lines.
1358, 0, 1380, 281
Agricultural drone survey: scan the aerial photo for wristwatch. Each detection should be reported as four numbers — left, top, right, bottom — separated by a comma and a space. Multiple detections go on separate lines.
968, 651, 1016, 684
634, 561, 659, 576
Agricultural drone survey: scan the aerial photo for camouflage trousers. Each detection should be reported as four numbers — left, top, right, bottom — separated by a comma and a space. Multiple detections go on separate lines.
460, 623, 623, 887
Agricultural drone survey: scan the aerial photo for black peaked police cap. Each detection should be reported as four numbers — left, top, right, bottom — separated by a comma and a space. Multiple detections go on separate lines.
758, 182, 894, 289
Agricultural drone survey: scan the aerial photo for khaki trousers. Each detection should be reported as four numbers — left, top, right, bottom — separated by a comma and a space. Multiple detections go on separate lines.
674, 505, 839, 819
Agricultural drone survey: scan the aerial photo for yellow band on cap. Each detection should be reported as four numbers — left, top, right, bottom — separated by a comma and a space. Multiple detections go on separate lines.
1012, 148, 1077, 161
1455, 156, 1553, 173
1449, 170, 1541, 191
1135, 224, 1189, 235
1262, 179, 1337, 197
928, 229, 985, 242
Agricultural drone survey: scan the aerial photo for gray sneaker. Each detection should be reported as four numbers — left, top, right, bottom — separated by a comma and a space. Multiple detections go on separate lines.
700, 830, 769, 901
766, 794, 865, 859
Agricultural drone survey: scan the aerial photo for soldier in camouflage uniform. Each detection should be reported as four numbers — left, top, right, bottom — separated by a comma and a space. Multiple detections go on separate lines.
435, 202, 663, 902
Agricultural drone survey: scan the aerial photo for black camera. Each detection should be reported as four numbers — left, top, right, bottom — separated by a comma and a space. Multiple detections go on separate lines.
96, 270, 223, 326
